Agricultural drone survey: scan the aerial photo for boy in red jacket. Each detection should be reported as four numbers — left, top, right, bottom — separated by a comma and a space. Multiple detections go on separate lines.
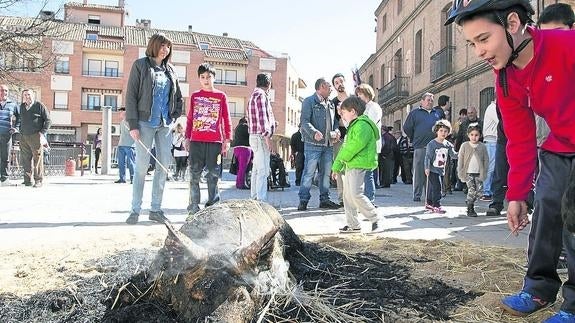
447, 0, 575, 320
185, 63, 232, 216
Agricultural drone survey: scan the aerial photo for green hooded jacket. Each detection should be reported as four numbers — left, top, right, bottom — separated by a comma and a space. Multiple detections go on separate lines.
332, 114, 380, 172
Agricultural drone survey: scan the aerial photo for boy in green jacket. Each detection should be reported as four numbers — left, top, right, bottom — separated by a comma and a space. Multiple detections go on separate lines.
331, 96, 380, 233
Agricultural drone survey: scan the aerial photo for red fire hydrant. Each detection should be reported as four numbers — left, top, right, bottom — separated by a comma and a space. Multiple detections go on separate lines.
65, 157, 76, 176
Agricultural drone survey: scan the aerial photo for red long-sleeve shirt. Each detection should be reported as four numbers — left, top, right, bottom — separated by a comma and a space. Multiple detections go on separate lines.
496, 27, 575, 201
185, 89, 231, 143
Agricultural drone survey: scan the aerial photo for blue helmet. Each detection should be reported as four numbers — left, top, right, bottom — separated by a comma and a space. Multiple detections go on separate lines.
444, 0, 534, 26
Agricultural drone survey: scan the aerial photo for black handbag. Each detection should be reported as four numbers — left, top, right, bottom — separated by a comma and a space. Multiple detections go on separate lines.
229, 154, 238, 175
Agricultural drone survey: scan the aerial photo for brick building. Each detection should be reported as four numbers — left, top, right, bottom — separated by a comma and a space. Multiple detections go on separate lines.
1, 1, 305, 160
359, 0, 573, 130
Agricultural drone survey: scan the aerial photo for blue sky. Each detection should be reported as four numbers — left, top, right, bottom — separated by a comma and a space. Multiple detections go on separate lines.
11, 0, 381, 96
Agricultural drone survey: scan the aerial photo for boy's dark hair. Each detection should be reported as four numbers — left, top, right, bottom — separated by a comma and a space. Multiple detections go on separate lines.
459, 108, 468, 116
145, 33, 173, 63
467, 122, 482, 135
256, 73, 271, 88
340, 96, 366, 116
538, 3, 575, 28
314, 78, 327, 90
331, 73, 344, 85
197, 63, 216, 77
438, 95, 450, 107
432, 119, 452, 134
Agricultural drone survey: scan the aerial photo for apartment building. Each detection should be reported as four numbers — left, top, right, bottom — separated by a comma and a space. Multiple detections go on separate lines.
359, 0, 572, 130
1, 1, 305, 160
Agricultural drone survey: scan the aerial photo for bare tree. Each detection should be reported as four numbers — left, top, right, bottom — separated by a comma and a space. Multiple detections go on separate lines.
0, 0, 62, 83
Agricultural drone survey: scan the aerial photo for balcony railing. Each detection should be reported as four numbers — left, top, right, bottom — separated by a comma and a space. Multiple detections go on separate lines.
82, 70, 123, 78
378, 76, 410, 106
215, 80, 248, 86
81, 105, 120, 111
430, 46, 455, 83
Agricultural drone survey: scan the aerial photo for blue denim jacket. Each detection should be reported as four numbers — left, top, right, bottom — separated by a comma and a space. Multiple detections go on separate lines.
299, 94, 338, 147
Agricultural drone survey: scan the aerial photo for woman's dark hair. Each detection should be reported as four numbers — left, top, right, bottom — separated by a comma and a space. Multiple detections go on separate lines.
340, 96, 366, 116
145, 33, 173, 63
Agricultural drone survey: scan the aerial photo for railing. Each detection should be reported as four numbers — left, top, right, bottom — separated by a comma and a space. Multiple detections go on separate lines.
81, 70, 123, 78
377, 76, 410, 106
8, 141, 89, 178
215, 80, 248, 86
430, 46, 455, 83
81, 105, 120, 111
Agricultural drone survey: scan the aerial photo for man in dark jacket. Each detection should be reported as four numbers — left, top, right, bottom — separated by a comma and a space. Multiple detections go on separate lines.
403, 93, 444, 201
290, 125, 304, 186
379, 126, 397, 188
19, 89, 51, 187
0, 84, 19, 186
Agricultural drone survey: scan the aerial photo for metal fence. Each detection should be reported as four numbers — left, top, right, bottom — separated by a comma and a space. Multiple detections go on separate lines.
8, 142, 89, 179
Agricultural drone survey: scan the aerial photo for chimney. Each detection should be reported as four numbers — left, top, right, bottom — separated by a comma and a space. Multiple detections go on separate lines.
222, 32, 228, 37
136, 19, 151, 29
40, 10, 55, 20
83, 0, 87, 4
118, 0, 125, 7
188, 25, 193, 32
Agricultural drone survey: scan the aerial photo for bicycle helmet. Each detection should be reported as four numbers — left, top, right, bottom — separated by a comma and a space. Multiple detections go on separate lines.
444, 0, 534, 26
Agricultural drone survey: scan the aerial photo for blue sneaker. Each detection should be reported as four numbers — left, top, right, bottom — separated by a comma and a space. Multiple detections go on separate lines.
544, 311, 575, 323
501, 291, 550, 316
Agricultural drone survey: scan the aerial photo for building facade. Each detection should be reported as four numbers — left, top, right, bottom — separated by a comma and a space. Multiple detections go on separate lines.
1, 1, 305, 160
359, 0, 572, 131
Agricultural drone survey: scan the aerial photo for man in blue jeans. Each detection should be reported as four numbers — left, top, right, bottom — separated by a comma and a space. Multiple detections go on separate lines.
298, 78, 341, 211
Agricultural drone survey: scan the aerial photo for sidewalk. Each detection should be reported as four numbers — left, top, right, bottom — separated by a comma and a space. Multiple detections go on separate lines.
0, 170, 529, 249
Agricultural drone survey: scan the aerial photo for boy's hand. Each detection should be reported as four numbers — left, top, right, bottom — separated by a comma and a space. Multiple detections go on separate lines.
314, 131, 324, 141
507, 201, 530, 236
331, 171, 338, 181
130, 129, 140, 141
221, 140, 230, 157
424, 169, 430, 176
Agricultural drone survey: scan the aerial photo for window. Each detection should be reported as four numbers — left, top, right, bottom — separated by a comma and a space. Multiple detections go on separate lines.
54, 92, 68, 110
87, 94, 101, 110
199, 42, 209, 50
173, 65, 186, 82
86, 32, 98, 41
215, 69, 223, 84
397, 0, 403, 14
380, 64, 385, 87
104, 95, 117, 109
225, 70, 237, 85
104, 61, 119, 77
87, 59, 102, 76
228, 102, 242, 117
479, 87, 495, 117
415, 30, 423, 74
55, 57, 69, 74
368, 75, 374, 88
381, 14, 387, 33
88, 15, 100, 24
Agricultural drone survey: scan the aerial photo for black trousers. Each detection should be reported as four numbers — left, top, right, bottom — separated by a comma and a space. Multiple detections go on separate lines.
294, 151, 304, 185
400, 154, 413, 183
0, 133, 10, 181
489, 142, 509, 211
426, 172, 442, 207
524, 150, 575, 311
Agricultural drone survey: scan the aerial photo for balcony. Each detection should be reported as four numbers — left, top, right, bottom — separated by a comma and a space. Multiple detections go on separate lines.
378, 76, 410, 106
81, 105, 120, 111
82, 70, 123, 78
430, 46, 455, 83
215, 80, 247, 86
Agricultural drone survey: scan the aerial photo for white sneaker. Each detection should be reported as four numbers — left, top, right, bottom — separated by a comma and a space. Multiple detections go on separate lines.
0, 179, 10, 186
